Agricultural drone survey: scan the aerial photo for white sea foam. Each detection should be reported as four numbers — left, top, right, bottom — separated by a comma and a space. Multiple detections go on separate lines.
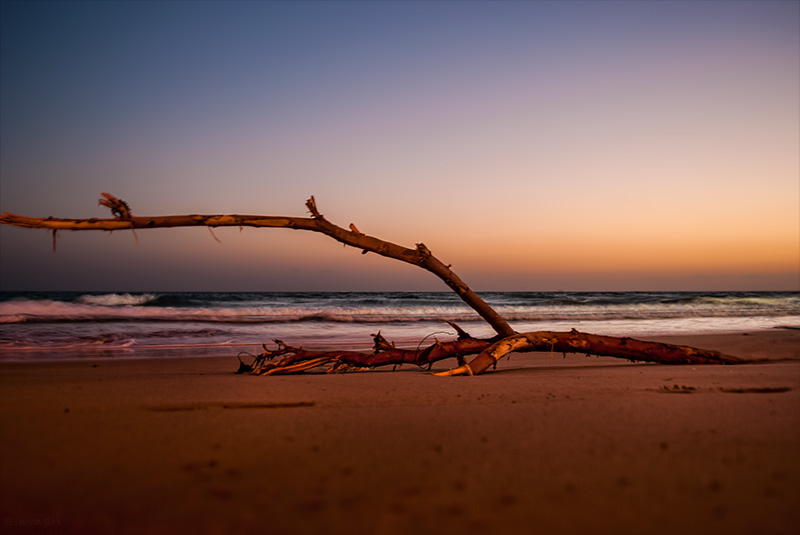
1, 297, 798, 324
76, 293, 157, 306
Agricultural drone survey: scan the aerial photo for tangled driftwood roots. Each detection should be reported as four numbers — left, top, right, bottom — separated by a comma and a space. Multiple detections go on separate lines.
236, 326, 746, 376
236, 325, 495, 375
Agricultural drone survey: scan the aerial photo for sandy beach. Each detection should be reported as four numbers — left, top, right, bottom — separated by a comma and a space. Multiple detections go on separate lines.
1, 330, 798, 535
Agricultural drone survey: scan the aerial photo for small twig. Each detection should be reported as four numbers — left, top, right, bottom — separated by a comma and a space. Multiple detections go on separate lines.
235, 351, 256, 374
372, 331, 395, 353
99, 193, 132, 219
305, 196, 321, 218
207, 226, 222, 243
445, 321, 471, 339
416, 331, 452, 352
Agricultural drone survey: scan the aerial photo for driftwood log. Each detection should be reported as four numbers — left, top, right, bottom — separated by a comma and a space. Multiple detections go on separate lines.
0, 194, 748, 375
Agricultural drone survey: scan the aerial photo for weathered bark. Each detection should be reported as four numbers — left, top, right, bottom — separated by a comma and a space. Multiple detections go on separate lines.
1, 194, 751, 374
238, 328, 747, 376
434, 330, 749, 376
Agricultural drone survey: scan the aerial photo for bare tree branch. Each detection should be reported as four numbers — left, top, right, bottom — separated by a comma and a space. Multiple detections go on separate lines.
1, 194, 751, 374
1, 195, 515, 337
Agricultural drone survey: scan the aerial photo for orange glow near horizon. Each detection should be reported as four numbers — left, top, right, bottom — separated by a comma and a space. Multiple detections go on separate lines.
0, 1, 798, 291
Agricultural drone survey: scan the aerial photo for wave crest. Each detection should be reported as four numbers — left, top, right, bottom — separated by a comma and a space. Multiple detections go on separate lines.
1, 292, 798, 325
76, 293, 157, 306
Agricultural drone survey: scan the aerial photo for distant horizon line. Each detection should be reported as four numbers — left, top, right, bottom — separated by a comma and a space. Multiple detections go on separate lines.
1, 289, 797, 294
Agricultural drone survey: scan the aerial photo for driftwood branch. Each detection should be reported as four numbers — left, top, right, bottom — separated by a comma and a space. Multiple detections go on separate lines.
1, 194, 750, 374
236, 327, 747, 376
433, 329, 748, 376
1, 195, 514, 338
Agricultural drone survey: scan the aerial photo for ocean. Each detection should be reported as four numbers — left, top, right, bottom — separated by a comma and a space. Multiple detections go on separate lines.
1, 291, 798, 361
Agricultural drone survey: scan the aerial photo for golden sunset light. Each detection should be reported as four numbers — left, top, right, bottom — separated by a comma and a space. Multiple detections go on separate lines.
1, 0, 797, 291
1, 4, 799, 534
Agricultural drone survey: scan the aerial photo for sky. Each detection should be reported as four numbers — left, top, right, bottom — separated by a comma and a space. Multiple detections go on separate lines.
0, 0, 798, 292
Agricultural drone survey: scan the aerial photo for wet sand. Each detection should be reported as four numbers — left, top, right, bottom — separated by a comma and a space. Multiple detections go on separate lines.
1, 330, 798, 535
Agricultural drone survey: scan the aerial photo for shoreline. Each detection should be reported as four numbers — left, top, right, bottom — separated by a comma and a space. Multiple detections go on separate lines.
1, 326, 798, 365
1, 329, 798, 534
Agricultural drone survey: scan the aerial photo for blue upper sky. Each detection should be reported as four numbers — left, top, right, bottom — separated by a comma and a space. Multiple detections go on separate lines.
1, 1, 798, 291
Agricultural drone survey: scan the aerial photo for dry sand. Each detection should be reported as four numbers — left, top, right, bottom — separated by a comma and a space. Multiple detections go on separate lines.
1, 330, 798, 535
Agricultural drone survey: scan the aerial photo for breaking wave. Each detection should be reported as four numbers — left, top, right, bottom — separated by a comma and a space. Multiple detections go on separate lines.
1, 291, 798, 325
1, 291, 797, 358
76, 293, 158, 306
